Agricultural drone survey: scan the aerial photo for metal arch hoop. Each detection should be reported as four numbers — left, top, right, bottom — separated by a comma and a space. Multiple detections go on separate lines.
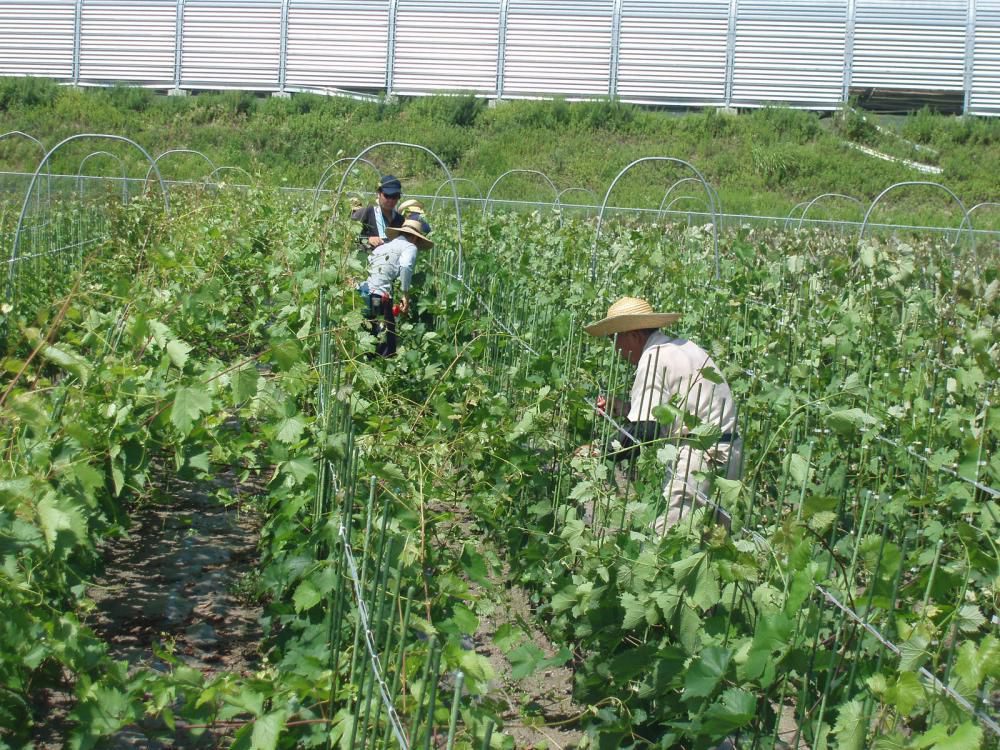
556, 187, 599, 213
784, 200, 810, 230
312, 157, 382, 211
0, 130, 46, 158
482, 169, 560, 224
431, 177, 483, 212
1, 131, 51, 202
9, 133, 170, 301
858, 181, 972, 258
77, 150, 129, 204
957, 201, 1000, 236
593, 157, 719, 282
664, 195, 708, 214
143, 148, 217, 190
658, 177, 712, 217
206, 165, 254, 186
796, 193, 864, 230
332, 142, 464, 280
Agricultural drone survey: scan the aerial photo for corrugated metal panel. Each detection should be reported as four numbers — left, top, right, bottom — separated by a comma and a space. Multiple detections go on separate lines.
78, 1, 176, 86
0, 1, 76, 79
971, 0, 1000, 115
181, 0, 282, 89
617, 0, 728, 105
285, 0, 389, 91
731, 1, 846, 107
393, 0, 500, 95
503, 0, 613, 97
852, 0, 967, 91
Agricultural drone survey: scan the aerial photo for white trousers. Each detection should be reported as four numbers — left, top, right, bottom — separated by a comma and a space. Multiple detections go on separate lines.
653, 437, 743, 535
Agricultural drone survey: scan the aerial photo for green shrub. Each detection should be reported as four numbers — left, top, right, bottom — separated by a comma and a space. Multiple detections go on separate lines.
0, 76, 59, 111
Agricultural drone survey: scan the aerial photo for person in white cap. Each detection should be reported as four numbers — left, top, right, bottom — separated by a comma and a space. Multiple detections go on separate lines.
583, 296, 742, 533
357, 215, 433, 357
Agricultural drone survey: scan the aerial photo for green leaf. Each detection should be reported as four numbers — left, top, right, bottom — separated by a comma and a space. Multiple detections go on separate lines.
283, 456, 316, 484
37, 493, 88, 554
166, 339, 192, 369
39, 343, 91, 383
832, 699, 867, 750
460, 544, 490, 585
899, 632, 931, 672
885, 671, 924, 715
912, 722, 983, 750
450, 603, 479, 635
956, 604, 986, 633
292, 579, 322, 613
621, 592, 647, 629
742, 612, 791, 687
699, 688, 756, 735
683, 645, 731, 700
171, 386, 213, 436
458, 650, 495, 686
276, 415, 306, 444
826, 407, 877, 436
251, 710, 287, 750
231, 364, 259, 403
493, 624, 525, 653
783, 452, 811, 486
508, 642, 546, 679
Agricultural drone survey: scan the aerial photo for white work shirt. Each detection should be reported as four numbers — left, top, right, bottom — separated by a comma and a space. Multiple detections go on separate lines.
627, 330, 737, 436
365, 235, 417, 297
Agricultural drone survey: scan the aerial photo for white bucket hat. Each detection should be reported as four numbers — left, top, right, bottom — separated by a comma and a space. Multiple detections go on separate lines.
584, 297, 681, 337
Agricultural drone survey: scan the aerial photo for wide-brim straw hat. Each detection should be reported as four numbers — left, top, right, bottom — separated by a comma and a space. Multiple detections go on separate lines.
387, 217, 434, 249
584, 297, 681, 337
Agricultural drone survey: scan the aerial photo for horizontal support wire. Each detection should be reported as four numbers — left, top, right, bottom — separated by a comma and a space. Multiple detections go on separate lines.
816, 585, 1000, 737
339, 521, 411, 750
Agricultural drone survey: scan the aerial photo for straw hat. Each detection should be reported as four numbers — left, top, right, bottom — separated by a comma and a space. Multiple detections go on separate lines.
387, 216, 433, 249
583, 297, 681, 337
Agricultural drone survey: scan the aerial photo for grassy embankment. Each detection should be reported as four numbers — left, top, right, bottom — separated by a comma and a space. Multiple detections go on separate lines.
1, 76, 999, 228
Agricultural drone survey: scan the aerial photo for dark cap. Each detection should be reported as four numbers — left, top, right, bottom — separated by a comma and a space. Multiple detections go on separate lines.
377, 174, 402, 197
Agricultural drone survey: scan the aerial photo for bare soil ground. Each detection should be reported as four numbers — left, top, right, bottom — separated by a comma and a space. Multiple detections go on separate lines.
31, 469, 264, 749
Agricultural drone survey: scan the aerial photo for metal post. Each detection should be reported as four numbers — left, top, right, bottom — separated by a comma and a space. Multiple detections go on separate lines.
842, 0, 856, 103
72, 0, 84, 85
963, 0, 977, 115
609, 0, 623, 97
386, 0, 399, 97
496, 0, 510, 100
173, 0, 186, 93
724, 0, 738, 107
278, 0, 290, 94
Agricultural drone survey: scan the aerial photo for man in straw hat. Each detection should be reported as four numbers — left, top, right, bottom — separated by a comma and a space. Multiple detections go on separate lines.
583, 297, 742, 533
352, 174, 405, 251
357, 215, 433, 357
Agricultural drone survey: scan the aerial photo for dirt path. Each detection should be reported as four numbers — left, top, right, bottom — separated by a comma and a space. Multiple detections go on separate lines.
32, 469, 264, 748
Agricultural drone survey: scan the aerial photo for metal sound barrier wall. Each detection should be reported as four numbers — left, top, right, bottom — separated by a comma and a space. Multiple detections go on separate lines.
0, 0, 997, 116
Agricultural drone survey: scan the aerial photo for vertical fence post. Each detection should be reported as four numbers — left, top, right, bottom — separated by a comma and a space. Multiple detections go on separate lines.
842, 0, 857, 104
173, 0, 186, 93
386, 0, 399, 97
72, 0, 84, 85
496, 0, 509, 100
723, 0, 738, 108
963, 0, 977, 115
278, 0, 290, 95
608, 0, 623, 98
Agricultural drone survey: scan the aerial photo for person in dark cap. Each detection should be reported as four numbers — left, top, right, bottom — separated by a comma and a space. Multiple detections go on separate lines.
351, 174, 405, 251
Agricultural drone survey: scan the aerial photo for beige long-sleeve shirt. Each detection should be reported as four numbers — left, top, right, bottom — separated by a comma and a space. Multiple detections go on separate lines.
627, 331, 737, 437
